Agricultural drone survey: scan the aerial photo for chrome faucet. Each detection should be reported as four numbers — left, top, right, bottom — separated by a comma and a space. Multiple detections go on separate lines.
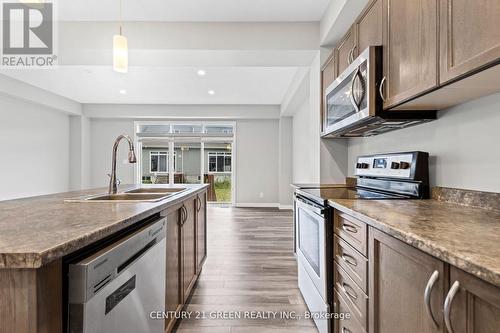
108, 135, 137, 194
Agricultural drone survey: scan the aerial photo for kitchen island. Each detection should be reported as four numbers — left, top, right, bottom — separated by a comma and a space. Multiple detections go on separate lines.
0, 184, 208, 333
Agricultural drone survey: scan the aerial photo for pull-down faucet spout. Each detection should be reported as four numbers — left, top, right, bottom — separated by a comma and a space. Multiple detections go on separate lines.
108, 135, 137, 194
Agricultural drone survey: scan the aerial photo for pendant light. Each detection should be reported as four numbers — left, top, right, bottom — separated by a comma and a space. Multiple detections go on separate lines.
113, 0, 128, 73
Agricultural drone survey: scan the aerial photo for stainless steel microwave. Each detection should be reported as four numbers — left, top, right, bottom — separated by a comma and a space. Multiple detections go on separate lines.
321, 46, 436, 138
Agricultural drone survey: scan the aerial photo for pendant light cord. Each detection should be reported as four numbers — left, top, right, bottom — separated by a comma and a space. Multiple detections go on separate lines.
119, 0, 123, 35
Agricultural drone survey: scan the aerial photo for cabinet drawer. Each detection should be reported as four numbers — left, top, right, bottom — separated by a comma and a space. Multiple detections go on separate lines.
334, 212, 367, 255
334, 289, 366, 333
334, 235, 368, 294
334, 262, 368, 331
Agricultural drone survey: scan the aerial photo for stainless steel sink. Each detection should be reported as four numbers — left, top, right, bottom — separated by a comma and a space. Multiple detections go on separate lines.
65, 187, 189, 203
65, 193, 173, 203
125, 188, 187, 194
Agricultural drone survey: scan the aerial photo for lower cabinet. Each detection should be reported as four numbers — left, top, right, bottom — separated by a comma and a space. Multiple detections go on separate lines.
332, 211, 500, 333
163, 190, 208, 333
196, 192, 207, 274
181, 198, 197, 301
368, 227, 445, 333
447, 267, 500, 333
164, 204, 182, 333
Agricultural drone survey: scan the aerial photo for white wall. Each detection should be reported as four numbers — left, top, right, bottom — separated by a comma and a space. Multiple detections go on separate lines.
348, 93, 500, 192
278, 117, 294, 207
0, 95, 70, 201
89, 119, 135, 188
88, 117, 281, 205
235, 120, 280, 205
292, 98, 319, 183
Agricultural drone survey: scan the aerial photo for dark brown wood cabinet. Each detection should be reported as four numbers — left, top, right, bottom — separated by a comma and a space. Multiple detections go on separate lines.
447, 266, 500, 333
196, 192, 207, 274
164, 204, 182, 333
181, 198, 197, 301
162, 190, 208, 333
368, 227, 445, 333
439, 0, 500, 84
381, 0, 439, 109
335, 27, 356, 78
354, 0, 382, 59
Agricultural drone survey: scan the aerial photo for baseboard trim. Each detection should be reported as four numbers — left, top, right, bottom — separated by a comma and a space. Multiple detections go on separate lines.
278, 204, 293, 210
235, 203, 280, 208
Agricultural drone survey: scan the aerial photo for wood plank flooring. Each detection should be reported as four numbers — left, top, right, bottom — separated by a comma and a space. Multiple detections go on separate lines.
175, 207, 318, 333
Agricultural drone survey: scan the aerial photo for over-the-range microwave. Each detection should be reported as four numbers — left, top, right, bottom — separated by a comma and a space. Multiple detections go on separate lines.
321, 46, 437, 138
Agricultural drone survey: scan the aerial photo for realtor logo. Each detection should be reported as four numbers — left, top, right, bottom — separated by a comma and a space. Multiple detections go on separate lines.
1, 1, 57, 67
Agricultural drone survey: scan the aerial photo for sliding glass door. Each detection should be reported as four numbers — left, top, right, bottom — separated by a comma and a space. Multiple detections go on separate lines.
135, 121, 235, 204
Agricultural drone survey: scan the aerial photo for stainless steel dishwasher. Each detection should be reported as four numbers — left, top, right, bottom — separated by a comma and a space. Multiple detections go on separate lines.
68, 218, 166, 333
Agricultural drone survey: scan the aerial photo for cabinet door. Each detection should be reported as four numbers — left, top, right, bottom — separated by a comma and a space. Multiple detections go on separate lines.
196, 192, 207, 274
181, 199, 197, 301
321, 53, 336, 133
382, 0, 438, 109
369, 228, 445, 333
165, 208, 182, 333
439, 0, 500, 84
335, 27, 356, 78
447, 267, 500, 333
354, 0, 382, 58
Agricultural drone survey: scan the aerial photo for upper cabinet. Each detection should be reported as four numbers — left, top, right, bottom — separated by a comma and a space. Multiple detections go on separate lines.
439, 0, 500, 84
354, 0, 382, 60
381, 0, 438, 109
335, 27, 356, 78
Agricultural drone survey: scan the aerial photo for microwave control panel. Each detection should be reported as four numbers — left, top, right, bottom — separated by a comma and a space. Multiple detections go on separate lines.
355, 153, 415, 179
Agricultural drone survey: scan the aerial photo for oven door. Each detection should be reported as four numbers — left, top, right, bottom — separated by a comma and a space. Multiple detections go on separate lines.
295, 197, 327, 300
323, 46, 381, 136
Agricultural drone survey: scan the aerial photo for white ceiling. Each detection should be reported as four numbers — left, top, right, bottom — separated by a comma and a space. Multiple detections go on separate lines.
0, 66, 298, 104
58, 0, 330, 22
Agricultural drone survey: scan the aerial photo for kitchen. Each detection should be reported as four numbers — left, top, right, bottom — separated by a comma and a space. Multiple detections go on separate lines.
0, 0, 499, 333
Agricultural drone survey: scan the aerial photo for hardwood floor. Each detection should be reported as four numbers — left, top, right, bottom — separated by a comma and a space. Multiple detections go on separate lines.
175, 206, 318, 333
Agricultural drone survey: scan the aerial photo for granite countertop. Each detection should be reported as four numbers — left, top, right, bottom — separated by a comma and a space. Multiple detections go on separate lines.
0, 184, 208, 269
328, 198, 500, 287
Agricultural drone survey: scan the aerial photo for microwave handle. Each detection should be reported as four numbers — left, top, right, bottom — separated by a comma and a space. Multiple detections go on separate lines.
349, 66, 361, 112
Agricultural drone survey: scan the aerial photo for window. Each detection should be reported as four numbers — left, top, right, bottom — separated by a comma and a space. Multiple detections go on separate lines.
150, 151, 176, 173
208, 152, 231, 173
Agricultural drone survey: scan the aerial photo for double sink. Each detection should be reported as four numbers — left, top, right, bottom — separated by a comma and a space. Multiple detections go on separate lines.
66, 187, 188, 203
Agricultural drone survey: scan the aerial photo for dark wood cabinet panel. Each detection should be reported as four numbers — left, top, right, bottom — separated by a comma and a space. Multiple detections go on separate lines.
164, 206, 182, 333
335, 27, 356, 78
196, 193, 207, 274
182, 198, 197, 301
447, 266, 500, 333
321, 52, 336, 133
381, 0, 438, 109
439, 0, 500, 84
354, 0, 382, 57
369, 227, 445, 333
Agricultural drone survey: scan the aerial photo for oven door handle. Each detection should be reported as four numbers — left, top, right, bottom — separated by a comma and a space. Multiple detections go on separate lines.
295, 196, 325, 216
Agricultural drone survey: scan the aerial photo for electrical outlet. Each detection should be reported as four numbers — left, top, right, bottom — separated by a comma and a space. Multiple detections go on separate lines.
259, 192, 264, 198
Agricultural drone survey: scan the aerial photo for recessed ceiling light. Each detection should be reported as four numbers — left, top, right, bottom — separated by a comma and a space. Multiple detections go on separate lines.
197, 69, 206, 76
208, 90, 215, 95
119, 89, 127, 94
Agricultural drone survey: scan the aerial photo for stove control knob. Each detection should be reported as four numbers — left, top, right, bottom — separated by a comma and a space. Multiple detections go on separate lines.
357, 162, 369, 169
391, 162, 400, 169
400, 162, 411, 169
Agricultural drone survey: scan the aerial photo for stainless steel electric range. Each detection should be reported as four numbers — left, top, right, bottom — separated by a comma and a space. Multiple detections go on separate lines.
294, 151, 430, 333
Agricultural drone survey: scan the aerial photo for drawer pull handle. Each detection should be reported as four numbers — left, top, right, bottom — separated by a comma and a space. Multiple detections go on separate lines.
342, 223, 358, 233
341, 253, 358, 267
424, 270, 440, 328
342, 328, 352, 333
341, 282, 358, 300
444, 281, 460, 333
